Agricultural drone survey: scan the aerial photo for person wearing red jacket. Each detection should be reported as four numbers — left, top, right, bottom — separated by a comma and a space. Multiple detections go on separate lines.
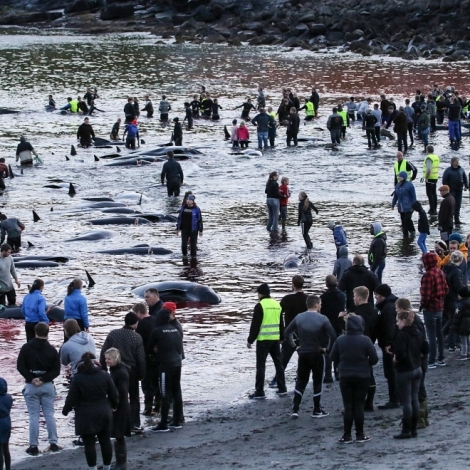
420, 252, 449, 368
278, 177, 291, 231
237, 121, 249, 148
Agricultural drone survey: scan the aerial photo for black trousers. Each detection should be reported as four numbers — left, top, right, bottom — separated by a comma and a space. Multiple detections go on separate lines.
397, 133, 408, 152
125, 137, 136, 150
127, 366, 140, 428
255, 340, 286, 394
400, 211, 415, 237
436, 110, 445, 124
160, 367, 183, 427
181, 229, 198, 257
430, 115, 436, 132
450, 189, 463, 222
0, 288, 16, 307
301, 220, 313, 249
340, 376, 370, 436
366, 129, 377, 148
382, 348, 399, 403
174, 137, 182, 146
292, 352, 325, 412
426, 180, 438, 213
82, 430, 112, 467
166, 178, 181, 197
286, 131, 298, 146
142, 361, 158, 411
0, 442, 10, 470
407, 122, 414, 143
25, 322, 38, 342
0, 177, 5, 191
375, 126, 381, 143
6, 236, 20, 253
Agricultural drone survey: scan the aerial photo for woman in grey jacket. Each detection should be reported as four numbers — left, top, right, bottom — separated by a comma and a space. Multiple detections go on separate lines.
330, 315, 378, 443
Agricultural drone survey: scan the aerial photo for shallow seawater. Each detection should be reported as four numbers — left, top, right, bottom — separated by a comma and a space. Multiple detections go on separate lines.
0, 29, 469, 462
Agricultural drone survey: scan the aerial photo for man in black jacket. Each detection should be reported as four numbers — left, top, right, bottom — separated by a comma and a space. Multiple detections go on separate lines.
100, 312, 146, 433
161, 151, 184, 197
374, 284, 400, 409
286, 107, 300, 147
124, 97, 135, 123
368, 222, 387, 283
442, 156, 468, 225
338, 255, 379, 312
172, 117, 183, 146
17, 322, 60, 455
148, 308, 184, 432
76, 117, 95, 147
438, 185, 456, 244
144, 288, 163, 317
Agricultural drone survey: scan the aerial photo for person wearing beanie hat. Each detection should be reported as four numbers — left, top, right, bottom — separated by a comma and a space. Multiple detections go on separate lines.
368, 222, 387, 283
327, 221, 348, 258
148, 300, 184, 432
454, 286, 470, 360
438, 185, 455, 245
172, 116, 183, 146
373, 284, 400, 409
247, 284, 286, 399
422, 145, 439, 215
392, 170, 417, 238
100, 312, 146, 433
420, 252, 448, 369
442, 156, 469, 225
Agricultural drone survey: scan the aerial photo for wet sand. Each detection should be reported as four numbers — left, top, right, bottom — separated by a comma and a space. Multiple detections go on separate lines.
12, 352, 470, 469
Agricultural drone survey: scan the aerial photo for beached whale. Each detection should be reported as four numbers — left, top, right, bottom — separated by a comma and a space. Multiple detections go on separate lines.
13, 256, 70, 264
88, 217, 152, 225
137, 214, 178, 223
283, 254, 301, 269
131, 281, 221, 304
82, 197, 115, 202
94, 137, 125, 147
97, 245, 172, 255
0, 304, 65, 321
14, 261, 60, 268
65, 230, 116, 242
101, 208, 142, 215
87, 202, 127, 209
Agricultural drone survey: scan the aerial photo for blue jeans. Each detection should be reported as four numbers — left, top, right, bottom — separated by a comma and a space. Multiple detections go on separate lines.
420, 127, 430, 146
373, 261, 385, 283
257, 131, 268, 149
417, 232, 427, 253
266, 198, 280, 231
448, 120, 461, 141
423, 310, 444, 364
23, 381, 58, 447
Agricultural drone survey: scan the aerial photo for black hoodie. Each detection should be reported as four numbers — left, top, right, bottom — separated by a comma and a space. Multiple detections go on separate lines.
354, 303, 379, 343
17, 337, 60, 384
338, 265, 379, 312
375, 294, 399, 348
392, 324, 429, 373
411, 201, 430, 235
330, 315, 378, 379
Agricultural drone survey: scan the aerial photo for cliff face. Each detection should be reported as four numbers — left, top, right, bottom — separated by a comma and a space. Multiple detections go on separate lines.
0, 0, 469, 61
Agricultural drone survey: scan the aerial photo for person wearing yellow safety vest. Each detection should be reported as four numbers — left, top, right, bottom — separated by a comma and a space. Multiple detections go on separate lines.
422, 145, 439, 216
247, 283, 287, 399
337, 104, 350, 139
284, 295, 337, 418
60, 97, 79, 113
298, 99, 315, 121
393, 151, 417, 186
267, 106, 277, 147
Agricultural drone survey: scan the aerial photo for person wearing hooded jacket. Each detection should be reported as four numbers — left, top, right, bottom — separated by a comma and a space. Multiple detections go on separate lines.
63, 352, 118, 470
0, 377, 13, 470
453, 287, 470, 360
437, 185, 455, 243
442, 156, 468, 225
330, 315, 378, 443
338, 255, 379, 312
60, 319, 97, 376
368, 222, 387, 283
333, 246, 352, 282
411, 201, 430, 254
327, 221, 348, 258
176, 194, 203, 258
392, 171, 416, 238
148, 307, 184, 432
374, 284, 400, 410
21, 279, 49, 342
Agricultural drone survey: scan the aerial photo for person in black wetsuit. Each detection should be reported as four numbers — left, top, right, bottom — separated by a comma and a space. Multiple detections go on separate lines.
84, 88, 94, 106
286, 107, 300, 146
211, 99, 222, 121
201, 94, 213, 119
172, 118, 183, 146
277, 98, 291, 125
133, 97, 140, 118
297, 191, 319, 250
142, 95, 154, 118
235, 98, 256, 121
124, 97, 135, 123
190, 95, 200, 119
76, 118, 95, 147
78, 97, 89, 114
46, 95, 56, 112
110, 118, 121, 141
87, 101, 104, 116
161, 151, 184, 197
183, 102, 193, 130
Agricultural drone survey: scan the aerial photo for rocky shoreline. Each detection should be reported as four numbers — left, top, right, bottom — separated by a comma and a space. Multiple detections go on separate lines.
1, 0, 470, 61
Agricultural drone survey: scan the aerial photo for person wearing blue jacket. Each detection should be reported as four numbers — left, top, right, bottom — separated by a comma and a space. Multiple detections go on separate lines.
176, 195, 203, 258
327, 221, 347, 258
0, 376, 13, 470
64, 279, 89, 334
392, 171, 416, 238
21, 279, 49, 342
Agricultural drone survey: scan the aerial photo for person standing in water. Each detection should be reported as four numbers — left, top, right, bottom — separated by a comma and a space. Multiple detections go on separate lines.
265, 171, 280, 232
16, 136, 39, 165
297, 191, 319, 250
176, 195, 203, 258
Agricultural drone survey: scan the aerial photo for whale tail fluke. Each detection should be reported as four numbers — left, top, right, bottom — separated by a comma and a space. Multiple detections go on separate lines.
71, 145, 77, 156
50, 207, 53, 212
69, 183, 76, 196
27, 241, 34, 247
94, 155, 100, 162
65, 156, 70, 161
141, 139, 145, 144
224, 125, 230, 140
138, 193, 142, 205
85, 270, 96, 288
32, 210, 41, 222
116, 146, 121, 153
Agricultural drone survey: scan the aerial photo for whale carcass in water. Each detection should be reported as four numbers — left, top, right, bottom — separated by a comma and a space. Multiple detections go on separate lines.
0, 304, 65, 321
65, 230, 116, 242
88, 217, 152, 225
283, 254, 301, 269
132, 281, 221, 304
97, 245, 172, 255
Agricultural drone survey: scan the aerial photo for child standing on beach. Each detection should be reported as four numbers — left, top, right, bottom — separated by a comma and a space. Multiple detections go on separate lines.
279, 177, 291, 231
0, 377, 12, 470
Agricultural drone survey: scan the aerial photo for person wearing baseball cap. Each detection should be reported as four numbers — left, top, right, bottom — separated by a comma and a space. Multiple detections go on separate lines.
438, 185, 455, 245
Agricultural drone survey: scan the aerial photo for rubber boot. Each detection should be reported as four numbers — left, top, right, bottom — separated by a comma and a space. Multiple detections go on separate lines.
417, 401, 426, 429
364, 386, 375, 411
424, 400, 429, 426
393, 419, 412, 439
411, 416, 418, 438
111, 441, 127, 470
